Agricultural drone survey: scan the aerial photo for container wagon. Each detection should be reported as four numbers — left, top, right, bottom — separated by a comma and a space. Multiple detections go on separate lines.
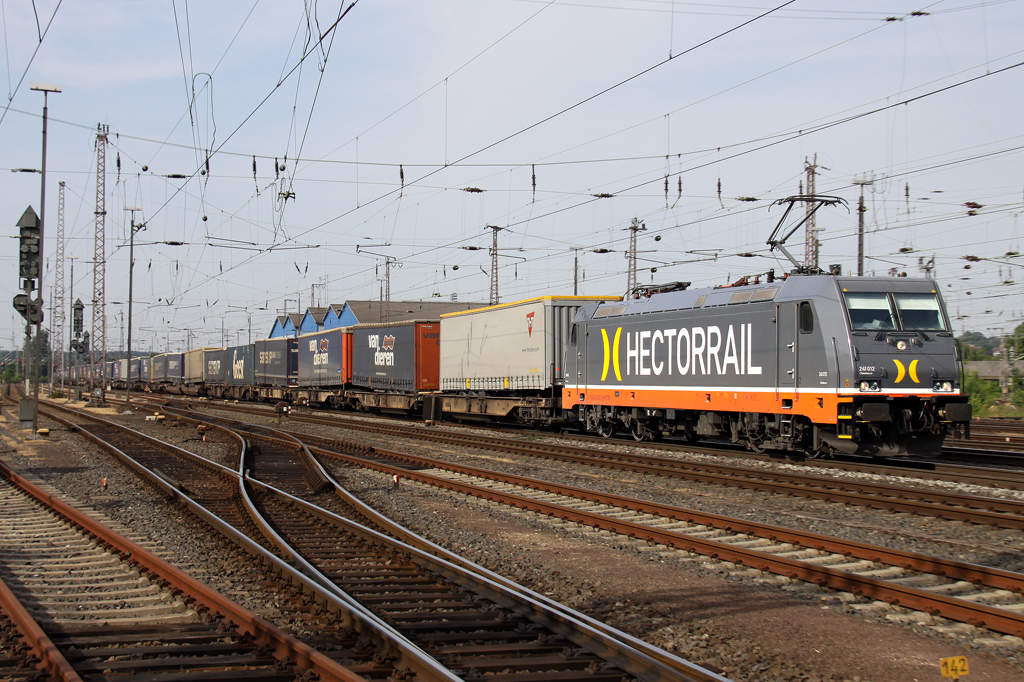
439, 296, 617, 426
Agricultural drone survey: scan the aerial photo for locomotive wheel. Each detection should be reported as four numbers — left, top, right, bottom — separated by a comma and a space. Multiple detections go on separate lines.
631, 422, 652, 442
596, 421, 615, 438
746, 437, 765, 454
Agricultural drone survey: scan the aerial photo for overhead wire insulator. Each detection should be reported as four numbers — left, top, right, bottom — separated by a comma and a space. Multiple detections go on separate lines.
275, 157, 280, 180
531, 164, 536, 203
399, 164, 404, 189
717, 178, 724, 208
677, 176, 682, 202
664, 175, 669, 206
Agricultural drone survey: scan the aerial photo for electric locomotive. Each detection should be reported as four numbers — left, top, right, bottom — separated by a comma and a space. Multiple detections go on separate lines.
562, 274, 971, 457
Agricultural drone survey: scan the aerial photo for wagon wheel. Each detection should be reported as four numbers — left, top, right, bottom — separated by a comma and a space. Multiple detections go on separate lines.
595, 421, 615, 439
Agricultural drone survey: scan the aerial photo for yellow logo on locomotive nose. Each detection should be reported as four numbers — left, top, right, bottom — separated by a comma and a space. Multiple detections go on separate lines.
893, 359, 920, 384
600, 327, 622, 381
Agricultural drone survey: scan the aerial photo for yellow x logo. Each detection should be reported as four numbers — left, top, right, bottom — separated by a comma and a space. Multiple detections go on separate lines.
893, 359, 919, 384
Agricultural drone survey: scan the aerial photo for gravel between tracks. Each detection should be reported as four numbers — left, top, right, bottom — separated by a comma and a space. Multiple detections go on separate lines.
3, 399, 1023, 682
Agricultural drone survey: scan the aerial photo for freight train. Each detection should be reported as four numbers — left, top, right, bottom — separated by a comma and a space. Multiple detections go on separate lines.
68, 272, 971, 458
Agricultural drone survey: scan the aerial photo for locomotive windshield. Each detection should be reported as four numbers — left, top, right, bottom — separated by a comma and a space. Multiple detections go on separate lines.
893, 293, 948, 331
844, 293, 895, 330
844, 291, 947, 332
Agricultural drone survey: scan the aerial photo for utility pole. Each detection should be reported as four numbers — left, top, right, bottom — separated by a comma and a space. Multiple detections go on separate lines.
487, 225, 506, 306
91, 125, 108, 405
382, 258, 401, 322
27, 83, 59, 431
68, 256, 80, 397
626, 218, 646, 295
852, 174, 874, 277
572, 248, 581, 296
123, 205, 142, 414
804, 155, 826, 270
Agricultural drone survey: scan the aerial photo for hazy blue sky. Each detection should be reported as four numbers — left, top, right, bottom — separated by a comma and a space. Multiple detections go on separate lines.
2, 0, 1022, 352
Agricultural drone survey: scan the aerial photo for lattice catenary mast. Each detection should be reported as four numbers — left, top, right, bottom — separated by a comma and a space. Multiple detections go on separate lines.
91, 125, 108, 403
53, 181, 65, 388
804, 155, 822, 270
488, 225, 506, 306
626, 218, 645, 295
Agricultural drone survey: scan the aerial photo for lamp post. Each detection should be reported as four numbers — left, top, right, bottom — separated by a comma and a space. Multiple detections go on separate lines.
123, 206, 143, 414
28, 82, 60, 433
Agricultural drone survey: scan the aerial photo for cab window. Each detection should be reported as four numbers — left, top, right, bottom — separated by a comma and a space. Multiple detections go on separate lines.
894, 293, 947, 331
844, 293, 896, 331
570, 323, 578, 347
799, 302, 814, 333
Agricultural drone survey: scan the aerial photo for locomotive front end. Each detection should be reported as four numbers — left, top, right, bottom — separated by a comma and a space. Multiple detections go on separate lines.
830, 278, 971, 457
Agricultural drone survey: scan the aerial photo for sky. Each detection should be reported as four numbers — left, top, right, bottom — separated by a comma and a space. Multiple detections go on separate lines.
1, 0, 1022, 355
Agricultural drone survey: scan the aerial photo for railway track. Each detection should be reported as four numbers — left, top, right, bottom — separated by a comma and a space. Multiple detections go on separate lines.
0, 458, 363, 682
171, 399, 1024, 530
34, 399, 722, 682
142, 395, 1024, 485
168, 401, 1024, 642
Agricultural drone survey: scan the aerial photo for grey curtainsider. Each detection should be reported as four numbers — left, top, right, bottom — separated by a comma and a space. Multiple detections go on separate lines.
205, 348, 227, 384
254, 338, 297, 387
225, 344, 255, 386
439, 296, 613, 392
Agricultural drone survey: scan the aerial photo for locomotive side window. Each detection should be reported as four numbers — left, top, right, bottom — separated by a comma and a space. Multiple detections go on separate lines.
799, 302, 814, 333
844, 293, 896, 330
570, 323, 578, 347
894, 293, 948, 331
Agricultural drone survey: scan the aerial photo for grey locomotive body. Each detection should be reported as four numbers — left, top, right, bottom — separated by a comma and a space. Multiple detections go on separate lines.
563, 275, 971, 457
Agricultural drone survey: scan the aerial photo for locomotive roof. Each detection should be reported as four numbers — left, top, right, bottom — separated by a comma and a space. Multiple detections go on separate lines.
578, 275, 941, 321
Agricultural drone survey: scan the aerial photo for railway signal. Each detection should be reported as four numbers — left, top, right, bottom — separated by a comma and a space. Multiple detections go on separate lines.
18, 206, 41, 285
12, 293, 42, 324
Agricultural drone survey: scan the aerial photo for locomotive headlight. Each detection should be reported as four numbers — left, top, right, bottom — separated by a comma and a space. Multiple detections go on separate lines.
859, 380, 881, 392
933, 380, 954, 392
896, 340, 908, 350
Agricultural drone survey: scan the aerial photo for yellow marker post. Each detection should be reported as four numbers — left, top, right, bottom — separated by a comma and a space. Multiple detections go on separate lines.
940, 655, 969, 679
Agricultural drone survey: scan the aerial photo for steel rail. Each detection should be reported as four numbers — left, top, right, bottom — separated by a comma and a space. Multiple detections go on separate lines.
34, 403, 463, 682
166, 402, 1024, 639
0, 457, 365, 682
0, 573, 83, 682
188, 403, 1024, 530
353, 453, 1024, 636
246, 476, 723, 682
125, 395, 1024, 488
166, 403, 727, 682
